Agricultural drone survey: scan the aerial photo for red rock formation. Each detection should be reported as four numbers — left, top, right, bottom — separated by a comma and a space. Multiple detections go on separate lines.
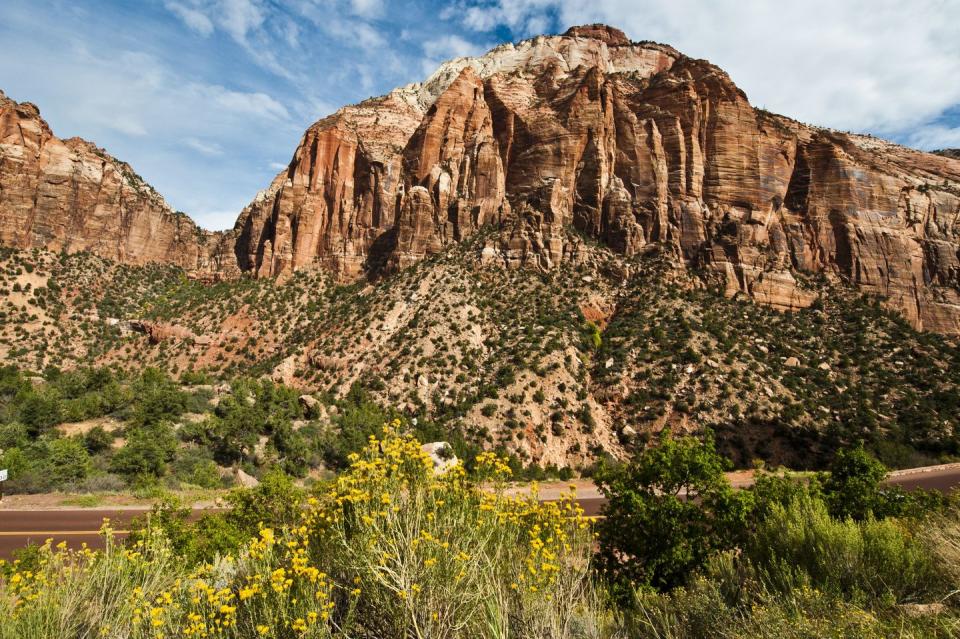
392, 67, 506, 270
238, 24, 960, 332
0, 91, 237, 277
3, 24, 960, 334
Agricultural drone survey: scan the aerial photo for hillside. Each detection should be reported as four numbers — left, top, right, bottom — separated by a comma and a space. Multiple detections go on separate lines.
3, 239, 958, 472
2, 23, 960, 471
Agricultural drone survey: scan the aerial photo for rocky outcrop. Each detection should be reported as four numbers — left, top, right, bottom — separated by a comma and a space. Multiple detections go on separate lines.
0, 91, 238, 277
233, 90, 425, 279
234, 25, 960, 333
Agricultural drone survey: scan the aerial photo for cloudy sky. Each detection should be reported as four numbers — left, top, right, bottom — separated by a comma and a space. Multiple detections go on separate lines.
2, 0, 958, 230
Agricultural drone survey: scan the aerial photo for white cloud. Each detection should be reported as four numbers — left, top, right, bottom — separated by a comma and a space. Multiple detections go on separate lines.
215, 0, 265, 43
207, 86, 290, 120
422, 34, 485, 60
907, 125, 960, 152
420, 34, 490, 75
456, 0, 960, 139
185, 137, 225, 156
269, 161, 288, 170
105, 114, 149, 137
164, 0, 265, 43
349, 0, 383, 19
165, 1, 215, 36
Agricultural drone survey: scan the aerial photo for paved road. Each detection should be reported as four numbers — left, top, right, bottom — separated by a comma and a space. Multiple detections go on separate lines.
0, 509, 141, 560
884, 465, 960, 493
1, 464, 958, 558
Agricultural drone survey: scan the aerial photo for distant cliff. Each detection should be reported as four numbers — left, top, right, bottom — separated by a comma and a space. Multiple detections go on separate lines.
237, 24, 960, 333
0, 91, 238, 278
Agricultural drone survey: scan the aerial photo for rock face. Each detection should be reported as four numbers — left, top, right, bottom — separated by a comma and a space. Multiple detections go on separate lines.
236, 25, 960, 333
0, 91, 238, 277
2, 24, 960, 333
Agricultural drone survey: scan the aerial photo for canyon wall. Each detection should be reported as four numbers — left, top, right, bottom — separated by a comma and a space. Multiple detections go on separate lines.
2, 24, 959, 332
238, 25, 960, 332
0, 91, 238, 277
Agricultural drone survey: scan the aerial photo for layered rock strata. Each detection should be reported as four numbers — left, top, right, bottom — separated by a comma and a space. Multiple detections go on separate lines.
237, 24, 960, 332
0, 91, 237, 277
2, 24, 959, 332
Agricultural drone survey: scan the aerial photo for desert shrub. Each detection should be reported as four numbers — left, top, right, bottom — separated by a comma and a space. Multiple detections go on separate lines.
17, 391, 62, 435
82, 425, 114, 455
171, 447, 221, 489
822, 444, 888, 520
0, 422, 29, 449
0, 426, 602, 638
821, 445, 948, 520
747, 495, 943, 604
46, 437, 91, 485
127, 368, 188, 427
109, 421, 177, 479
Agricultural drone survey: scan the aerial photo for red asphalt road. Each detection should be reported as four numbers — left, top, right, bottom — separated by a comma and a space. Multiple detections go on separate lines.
1, 464, 958, 559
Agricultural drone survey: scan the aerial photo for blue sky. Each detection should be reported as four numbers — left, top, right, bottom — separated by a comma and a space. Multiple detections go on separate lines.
2, 0, 958, 230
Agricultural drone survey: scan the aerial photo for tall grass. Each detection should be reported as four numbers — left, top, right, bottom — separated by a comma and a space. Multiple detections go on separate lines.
619, 495, 960, 638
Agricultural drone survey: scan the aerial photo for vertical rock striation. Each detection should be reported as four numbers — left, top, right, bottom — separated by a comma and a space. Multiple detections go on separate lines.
238, 24, 960, 332
2, 24, 959, 333
0, 91, 238, 277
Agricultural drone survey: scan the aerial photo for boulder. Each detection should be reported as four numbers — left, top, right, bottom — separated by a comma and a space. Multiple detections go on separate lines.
299, 394, 321, 416
421, 442, 458, 475
235, 468, 259, 488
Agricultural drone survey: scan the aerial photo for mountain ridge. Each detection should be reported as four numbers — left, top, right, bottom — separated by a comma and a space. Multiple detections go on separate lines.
2, 24, 960, 333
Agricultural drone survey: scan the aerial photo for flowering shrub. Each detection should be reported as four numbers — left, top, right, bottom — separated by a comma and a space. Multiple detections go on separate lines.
0, 421, 600, 638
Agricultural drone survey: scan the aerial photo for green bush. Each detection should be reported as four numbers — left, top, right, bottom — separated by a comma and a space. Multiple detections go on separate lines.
822, 444, 888, 520
171, 447, 221, 489
109, 422, 177, 479
46, 437, 91, 485
82, 426, 114, 454
748, 495, 943, 603
595, 430, 753, 593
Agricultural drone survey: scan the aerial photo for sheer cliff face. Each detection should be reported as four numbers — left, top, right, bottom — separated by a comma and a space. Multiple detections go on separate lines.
2, 24, 959, 334
0, 92, 238, 276
235, 24, 960, 333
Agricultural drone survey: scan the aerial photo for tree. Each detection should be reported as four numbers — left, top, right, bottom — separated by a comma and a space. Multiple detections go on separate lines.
17, 391, 62, 435
129, 368, 187, 427
83, 426, 114, 454
822, 443, 887, 520
47, 437, 91, 485
109, 422, 177, 479
595, 429, 753, 593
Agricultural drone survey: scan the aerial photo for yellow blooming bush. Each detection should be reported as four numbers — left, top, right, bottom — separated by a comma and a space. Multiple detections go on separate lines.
0, 422, 601, 639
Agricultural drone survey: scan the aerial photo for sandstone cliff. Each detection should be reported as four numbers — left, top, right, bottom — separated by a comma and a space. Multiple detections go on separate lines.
0, 91, 238, 276
237, 24, 960, 333
2, 24, 960, 333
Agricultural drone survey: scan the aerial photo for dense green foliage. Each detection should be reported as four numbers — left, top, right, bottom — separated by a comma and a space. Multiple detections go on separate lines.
600, 436, 959, 637
3, 428, 957, 637
595, 431, 752, 593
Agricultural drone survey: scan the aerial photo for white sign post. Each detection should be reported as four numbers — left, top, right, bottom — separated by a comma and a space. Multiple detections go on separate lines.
0, 469, 6, 501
